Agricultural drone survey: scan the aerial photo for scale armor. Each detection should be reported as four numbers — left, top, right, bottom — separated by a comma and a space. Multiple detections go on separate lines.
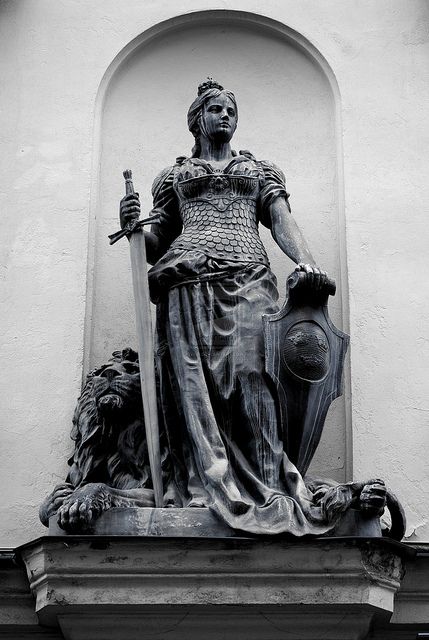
170, 172, 270, 265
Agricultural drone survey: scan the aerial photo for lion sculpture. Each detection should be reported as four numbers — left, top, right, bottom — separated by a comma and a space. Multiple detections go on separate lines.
40, 348, 156, 532
40, 349, 405, 538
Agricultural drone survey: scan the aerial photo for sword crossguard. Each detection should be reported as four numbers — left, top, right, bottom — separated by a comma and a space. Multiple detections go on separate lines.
108, 169, 161, 245
108, 213, 161, 246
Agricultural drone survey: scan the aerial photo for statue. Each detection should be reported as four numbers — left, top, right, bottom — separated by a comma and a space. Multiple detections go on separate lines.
41, 80, 405, 539
39, 348, 155, 531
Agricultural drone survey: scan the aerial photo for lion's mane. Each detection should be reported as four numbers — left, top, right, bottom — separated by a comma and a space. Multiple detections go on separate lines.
66, 348, 151, 491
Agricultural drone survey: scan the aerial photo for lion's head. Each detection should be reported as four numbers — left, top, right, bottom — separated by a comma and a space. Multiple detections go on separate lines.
66, 348, 151, 491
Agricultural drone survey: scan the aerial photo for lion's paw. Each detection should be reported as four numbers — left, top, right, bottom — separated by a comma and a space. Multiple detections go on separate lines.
39, 483, 75, 527
318, 484, 355, 521
358, 479, 386, 517
57, 483, 112, 532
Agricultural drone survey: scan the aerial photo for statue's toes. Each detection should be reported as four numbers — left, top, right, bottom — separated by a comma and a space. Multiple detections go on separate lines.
78, 501, 94, 527
52, 494, 70, 511
362, 497, 386, 511
53, 487, 74, 501
57, 500, 93, 532
64, 501, 80, 529
361, 490, 385, 503
360, 485, 387, 515
57, 505, 70, 530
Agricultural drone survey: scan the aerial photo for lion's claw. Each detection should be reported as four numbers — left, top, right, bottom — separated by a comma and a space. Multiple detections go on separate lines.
358, 479, 387, 516
39, 483, 75, 526
57, 483, 112, 532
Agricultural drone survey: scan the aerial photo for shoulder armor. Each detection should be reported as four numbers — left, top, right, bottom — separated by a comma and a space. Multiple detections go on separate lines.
151, 165, 175, 200
238, 149, 257, 161
258, 159, 286, 183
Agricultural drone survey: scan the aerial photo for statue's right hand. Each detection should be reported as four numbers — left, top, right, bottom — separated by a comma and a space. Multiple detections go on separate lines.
120, 193, 140, 229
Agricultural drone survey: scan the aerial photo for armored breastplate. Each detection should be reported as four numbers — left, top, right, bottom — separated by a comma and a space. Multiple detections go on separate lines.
170, 158, 269, 265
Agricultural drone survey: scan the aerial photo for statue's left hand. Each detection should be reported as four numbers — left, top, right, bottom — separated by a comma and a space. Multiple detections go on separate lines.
295, 263, 330, 291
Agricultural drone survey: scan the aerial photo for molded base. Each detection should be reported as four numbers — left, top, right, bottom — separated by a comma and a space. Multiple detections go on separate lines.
19, 537, 405, 639
49, 506, 382, 537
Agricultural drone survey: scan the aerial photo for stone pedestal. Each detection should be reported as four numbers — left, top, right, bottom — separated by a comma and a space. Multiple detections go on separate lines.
19, 537, 406, 640
48, 506, 382, 537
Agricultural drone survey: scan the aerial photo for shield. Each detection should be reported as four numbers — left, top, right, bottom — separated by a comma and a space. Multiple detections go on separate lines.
263, 271, 349, 476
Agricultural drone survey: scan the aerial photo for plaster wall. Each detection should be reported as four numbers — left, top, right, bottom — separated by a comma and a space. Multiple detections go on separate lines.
1, 0, 428, 546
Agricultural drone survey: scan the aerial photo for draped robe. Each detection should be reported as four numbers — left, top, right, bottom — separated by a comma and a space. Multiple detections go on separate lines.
146, 153, 347, 535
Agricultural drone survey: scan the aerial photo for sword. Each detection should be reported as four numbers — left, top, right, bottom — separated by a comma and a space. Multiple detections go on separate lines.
109, 169, 163, 508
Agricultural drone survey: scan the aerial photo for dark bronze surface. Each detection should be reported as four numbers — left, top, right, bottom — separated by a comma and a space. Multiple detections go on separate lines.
41, 80, 405, 540
264, 270, 349, 476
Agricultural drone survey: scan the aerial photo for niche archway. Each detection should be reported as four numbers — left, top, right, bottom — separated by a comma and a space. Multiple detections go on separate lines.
86, 11, 349, 481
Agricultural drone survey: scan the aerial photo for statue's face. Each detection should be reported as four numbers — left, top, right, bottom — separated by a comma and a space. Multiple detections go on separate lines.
200, 93, 237, 143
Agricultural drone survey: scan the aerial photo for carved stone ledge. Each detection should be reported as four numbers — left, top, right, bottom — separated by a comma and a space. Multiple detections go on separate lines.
47, 506, 383, 538
17, 537, 408, 640
0, 551, 62, 638
390, 546, 429, 625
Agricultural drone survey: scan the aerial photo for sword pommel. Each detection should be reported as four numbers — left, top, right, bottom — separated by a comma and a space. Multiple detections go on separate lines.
123, 169, 135, 195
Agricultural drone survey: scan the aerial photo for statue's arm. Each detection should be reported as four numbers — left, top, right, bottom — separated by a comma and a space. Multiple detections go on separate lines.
119, 165, 181, 265
142, 227, 164, 265
259, 160, 315, 268
269, 197, 315, 265
119, 198, 176, 265
259, 159, 326, 278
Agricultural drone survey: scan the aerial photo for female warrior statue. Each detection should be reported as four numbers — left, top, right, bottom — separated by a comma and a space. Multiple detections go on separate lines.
40, 80, 401, 537
117, 79, 390, 536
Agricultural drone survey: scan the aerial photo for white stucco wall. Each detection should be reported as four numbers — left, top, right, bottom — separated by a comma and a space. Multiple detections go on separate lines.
1, 0, 428, 545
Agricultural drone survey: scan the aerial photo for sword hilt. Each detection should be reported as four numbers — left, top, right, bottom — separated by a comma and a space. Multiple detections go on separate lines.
108, 213, 161, 245
123, 169, 135, 195
108, 169, 160, 245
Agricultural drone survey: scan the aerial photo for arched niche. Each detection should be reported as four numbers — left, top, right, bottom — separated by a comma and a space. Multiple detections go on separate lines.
86, 11, 349, 481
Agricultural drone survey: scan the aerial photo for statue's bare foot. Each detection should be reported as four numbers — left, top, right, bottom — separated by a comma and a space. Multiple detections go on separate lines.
187, 492, 209, 508
57, 483, 112, 532
164, 497, 181, 508
358, 479, 386, 517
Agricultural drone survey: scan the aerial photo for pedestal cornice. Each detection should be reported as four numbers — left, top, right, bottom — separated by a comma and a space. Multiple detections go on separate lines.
17, 536, 409, 640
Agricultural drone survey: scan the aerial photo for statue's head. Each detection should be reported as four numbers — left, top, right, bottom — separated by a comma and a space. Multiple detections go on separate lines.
187, 79, 238, 156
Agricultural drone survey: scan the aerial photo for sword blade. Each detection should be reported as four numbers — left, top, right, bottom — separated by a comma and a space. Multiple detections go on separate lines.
129, 229, 163, 508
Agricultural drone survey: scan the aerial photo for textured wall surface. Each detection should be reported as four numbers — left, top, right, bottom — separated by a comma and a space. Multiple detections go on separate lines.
1, 0, 428, 546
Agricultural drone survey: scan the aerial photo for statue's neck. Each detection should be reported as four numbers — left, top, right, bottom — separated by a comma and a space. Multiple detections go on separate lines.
199, 138, 233, 163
